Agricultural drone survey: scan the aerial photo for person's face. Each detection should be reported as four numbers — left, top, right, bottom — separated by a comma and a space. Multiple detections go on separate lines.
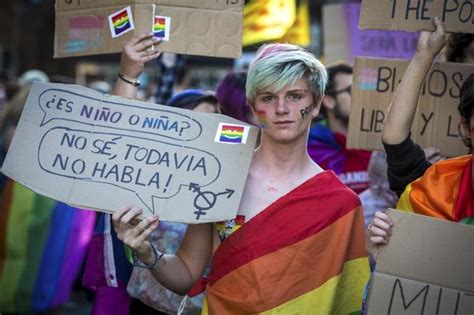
462, 40, 474, 63
331, 73, 353, 126
193, 101, 217, 113
251, 78, 319, 144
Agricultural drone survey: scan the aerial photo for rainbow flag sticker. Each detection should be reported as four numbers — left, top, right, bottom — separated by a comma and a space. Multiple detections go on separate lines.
153, 16, 171, 41
108, 6, 135, 38
215, 123, 250, 144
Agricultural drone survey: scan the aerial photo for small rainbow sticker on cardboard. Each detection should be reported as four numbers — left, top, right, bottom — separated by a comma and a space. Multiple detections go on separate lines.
108, 6, 135, 38
153, 16, 171, 41
358, 67, 378, 91
215, 123, 250, 144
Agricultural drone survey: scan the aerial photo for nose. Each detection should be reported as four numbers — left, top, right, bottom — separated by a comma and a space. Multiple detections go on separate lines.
275, 97, 289, 115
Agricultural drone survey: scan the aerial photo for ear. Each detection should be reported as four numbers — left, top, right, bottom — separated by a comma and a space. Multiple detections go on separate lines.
311, 95, 323, 118
321, 95, 336, 110
247, 100, 256, 115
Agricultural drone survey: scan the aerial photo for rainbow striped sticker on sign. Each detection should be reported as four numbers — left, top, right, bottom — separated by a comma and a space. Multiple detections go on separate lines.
153, 16, 171, 41
215, 123, 250, 144
108, 6, 135, 38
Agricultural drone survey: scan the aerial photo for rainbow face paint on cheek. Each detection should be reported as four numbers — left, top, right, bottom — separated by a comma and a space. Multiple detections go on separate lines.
256, 110, 268, 128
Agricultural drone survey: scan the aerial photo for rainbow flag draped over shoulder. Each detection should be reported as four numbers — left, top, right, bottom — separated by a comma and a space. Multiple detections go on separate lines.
200, 171, 370, 314
0, 180, 95, 312
397, 155, 473, 225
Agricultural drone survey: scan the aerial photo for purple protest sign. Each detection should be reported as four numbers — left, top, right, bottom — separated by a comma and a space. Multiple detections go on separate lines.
344, 3, 419, 62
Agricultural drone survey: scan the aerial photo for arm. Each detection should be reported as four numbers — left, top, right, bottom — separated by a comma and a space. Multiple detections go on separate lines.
112, 33, 161, 99
112, 207, 213, 295
381, 17, 447, 145
381, 18, 447, 195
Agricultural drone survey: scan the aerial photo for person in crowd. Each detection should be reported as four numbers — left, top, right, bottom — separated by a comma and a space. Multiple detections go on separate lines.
215, 71, 258, 126
112, 33, 370, 314
446, 33, 474, 63
367, 18, 473, 260
83, 86, 219, 315
0, 82, 95, 313
359, 147, 444, 229
359, 152, 399, 228
307, 62, 372, 194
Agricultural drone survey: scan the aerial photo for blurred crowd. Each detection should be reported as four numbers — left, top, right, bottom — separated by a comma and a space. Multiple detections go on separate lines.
0, 15, 472, 315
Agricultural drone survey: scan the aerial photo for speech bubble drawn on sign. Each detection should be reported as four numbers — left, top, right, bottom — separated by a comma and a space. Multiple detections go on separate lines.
38, 88, 202, 142
37, 127, 222, 215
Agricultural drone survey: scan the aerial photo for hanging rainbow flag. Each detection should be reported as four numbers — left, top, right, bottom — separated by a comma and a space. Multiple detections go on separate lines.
188, 172, 370, 314
243, 0, 296, 46
397, 155, 473, 225
279, 0, 311, 46
0, 180, 95, 312
108, 7, 135, 38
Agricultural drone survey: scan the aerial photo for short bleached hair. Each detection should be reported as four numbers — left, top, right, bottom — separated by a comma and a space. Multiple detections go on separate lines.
246, 43, 327, 105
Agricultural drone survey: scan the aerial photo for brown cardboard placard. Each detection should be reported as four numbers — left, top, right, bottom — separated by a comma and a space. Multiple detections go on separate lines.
365, 209, 474, 314
54, 0, 244, 59
347, 57, 473, 157
1, 82, 259, 223
359, 0, 474, 34
323, 4, 351, 63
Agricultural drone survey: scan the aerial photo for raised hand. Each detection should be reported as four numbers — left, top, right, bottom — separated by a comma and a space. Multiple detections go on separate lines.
112, 206, 160, 265
366, 211, 394, 262
120, 33, 162, 79
416, 17, 447, 58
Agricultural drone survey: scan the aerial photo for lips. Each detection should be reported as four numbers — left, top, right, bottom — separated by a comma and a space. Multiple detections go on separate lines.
274, 120, 294, 125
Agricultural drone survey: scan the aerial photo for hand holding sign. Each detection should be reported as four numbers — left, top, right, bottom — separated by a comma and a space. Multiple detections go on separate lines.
112, 206, 160, 266
415, 17, 447, 58
120, 33, 162, 79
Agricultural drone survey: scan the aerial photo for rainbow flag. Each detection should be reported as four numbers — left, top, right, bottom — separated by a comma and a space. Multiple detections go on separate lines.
153, 16, 166, 38
192, 171, 370, 314
0, 180, 95, 312
397, 155, 473, 225
218, 124, 246, 144
109, 7, 133, 37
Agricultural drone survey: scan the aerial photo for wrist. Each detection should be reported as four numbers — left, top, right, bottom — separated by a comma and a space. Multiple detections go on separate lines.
118, 72, 140, 87
132, 243, 164, 270
413, 50, 436, 63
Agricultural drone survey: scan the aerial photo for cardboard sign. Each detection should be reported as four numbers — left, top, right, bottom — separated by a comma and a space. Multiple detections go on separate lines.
359, 0, 474, 34
1, 82, 259, 223
347, 57, 473, 157
366, 209, 474, 314
54, 0, 244, 59
323, 3, 419, 64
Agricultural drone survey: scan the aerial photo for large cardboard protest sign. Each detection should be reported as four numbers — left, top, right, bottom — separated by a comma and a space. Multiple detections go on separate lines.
347, 57, 473, 157
1, 82, 258, 223
360, 0, 474, 34
54, 0, 244, 59
365, 209, 474, 314
323, 3, 418, 64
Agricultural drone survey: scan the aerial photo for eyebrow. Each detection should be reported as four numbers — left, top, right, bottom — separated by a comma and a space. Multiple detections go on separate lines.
257, 89, 309, 96
286, 89, 309, 93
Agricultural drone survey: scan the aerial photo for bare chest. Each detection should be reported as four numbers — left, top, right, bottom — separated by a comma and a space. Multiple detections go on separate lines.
237, 178, 296, 221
